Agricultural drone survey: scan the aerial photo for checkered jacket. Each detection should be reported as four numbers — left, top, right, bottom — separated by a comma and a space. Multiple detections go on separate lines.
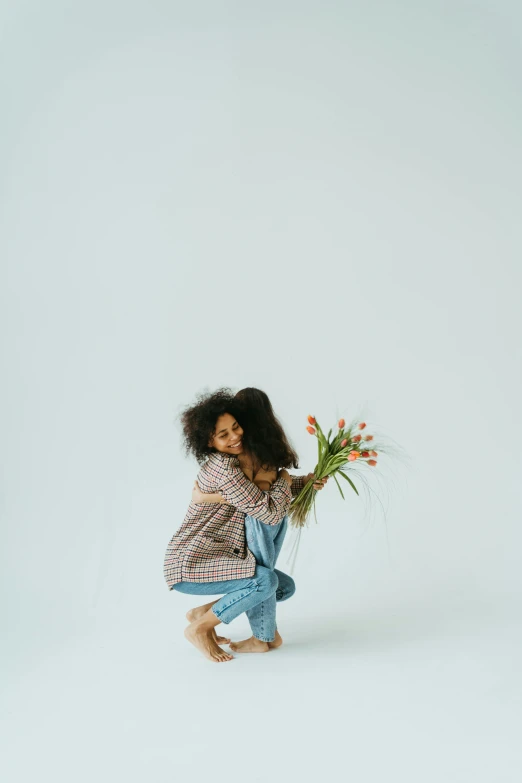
163, 452, 306, 588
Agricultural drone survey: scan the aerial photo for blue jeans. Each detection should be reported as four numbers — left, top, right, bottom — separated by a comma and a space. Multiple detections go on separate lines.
244, 513, 292, 641
173, 514, 294, 642
173, 564, 295, 642
245, 513, 288, 571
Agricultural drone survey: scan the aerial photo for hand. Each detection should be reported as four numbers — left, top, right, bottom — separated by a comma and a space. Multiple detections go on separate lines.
192, 480, 207, 504
191, 481, 226, 505
279, 469, 293, 487
304, 473, 329, 491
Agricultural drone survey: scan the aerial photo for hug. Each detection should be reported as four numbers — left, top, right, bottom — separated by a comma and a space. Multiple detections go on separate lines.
163, 387, 326, 663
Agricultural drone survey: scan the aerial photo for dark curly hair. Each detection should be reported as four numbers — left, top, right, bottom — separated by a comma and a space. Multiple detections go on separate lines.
234, 387, 300, 470
179, 387, 237, 465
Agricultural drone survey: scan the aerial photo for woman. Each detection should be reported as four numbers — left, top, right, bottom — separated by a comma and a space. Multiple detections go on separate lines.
164, 388, 324, 663
191, 387, 324, 654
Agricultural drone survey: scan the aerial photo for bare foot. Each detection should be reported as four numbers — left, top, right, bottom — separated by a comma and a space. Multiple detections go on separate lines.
268, 629, 283, 649
229, 636, 270, 654
184, 620, 234, 663
186, 602, 230, 645
213, 632, 231, 644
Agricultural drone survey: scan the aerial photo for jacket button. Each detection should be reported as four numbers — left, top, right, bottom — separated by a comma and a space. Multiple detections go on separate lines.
233, 548, 240, 554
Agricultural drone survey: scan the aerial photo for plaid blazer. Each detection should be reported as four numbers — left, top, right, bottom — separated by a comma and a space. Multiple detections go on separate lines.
163, 452, 306, 588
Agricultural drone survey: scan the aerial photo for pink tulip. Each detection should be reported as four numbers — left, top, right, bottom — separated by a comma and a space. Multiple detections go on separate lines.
370, 450, 378, 457
359, 422, 367, 430
353, 434, 362, 442
307, 415, 316, 425
367, 459, 377, 466
306, 426, 316, 435
338, 418, 345, 429
348, 451, 360, 461
365, 435, 373, 441
341, 439, 348, 447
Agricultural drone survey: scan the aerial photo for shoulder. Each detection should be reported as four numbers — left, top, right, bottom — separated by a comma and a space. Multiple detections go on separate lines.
202, 452, 240, 476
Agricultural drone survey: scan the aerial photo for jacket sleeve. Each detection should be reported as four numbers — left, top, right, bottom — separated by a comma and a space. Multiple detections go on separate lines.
218, 462, 292, 526
290, 475, 307, 498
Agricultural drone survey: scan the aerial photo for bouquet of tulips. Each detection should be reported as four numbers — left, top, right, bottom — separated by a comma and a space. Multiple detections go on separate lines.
289, 415, 380, 528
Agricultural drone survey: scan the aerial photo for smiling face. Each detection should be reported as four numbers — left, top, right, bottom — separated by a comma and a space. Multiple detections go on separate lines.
208, 413, 244, 455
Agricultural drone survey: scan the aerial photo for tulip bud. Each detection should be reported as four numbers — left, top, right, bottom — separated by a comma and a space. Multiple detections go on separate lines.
306, 426, 316, 435
365, 435, 373, 441
361, 451, 370, 458
353, 434, 362, 442
348, 451, 360, 461
338, 418, 345, 429
307, 415, 316, 425
367, 459, 377, 466
359, 422, 367, 430
341, 439, 348, 447
370, 450, 378, 457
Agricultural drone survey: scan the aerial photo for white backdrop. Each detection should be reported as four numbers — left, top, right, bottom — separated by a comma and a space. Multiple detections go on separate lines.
1, 2, 521, 781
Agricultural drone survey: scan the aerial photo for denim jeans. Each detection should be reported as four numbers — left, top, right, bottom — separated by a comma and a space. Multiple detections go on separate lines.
173, 563, 295, 642
242, 513, 294, 639
173, 514, 294, 642
245, 513, 289, 571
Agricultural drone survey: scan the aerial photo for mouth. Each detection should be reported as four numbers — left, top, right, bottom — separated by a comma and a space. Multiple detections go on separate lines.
229, 439, 242, 450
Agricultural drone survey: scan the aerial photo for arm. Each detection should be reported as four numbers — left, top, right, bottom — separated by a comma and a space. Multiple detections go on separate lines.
292, 473, 329, 497
290, 475, 306, 498
192, 479, 274, 505
192, 484, 226, 505
205, 456, 292, 526
221, 467, 292, 525
193, 470, 327, 505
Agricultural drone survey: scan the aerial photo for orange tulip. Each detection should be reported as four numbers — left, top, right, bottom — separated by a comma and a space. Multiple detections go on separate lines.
307, 415, 316, 425
353, 434, 362, 442
359, 422, 367, 430
306, 426, 316, 435
341, 439, 348, 447
367, 459, 377, 466
365, 435, 373, 441
338, 418, 345, 429
347, 451, 360, 461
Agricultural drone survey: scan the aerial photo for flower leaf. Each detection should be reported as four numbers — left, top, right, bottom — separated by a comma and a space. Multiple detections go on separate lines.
333, 473, 345, 500
337, 470, 359, 496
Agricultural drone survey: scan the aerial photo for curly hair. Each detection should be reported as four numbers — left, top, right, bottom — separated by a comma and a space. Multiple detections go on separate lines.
179, 387, 237, 465
234, 387, 300, 470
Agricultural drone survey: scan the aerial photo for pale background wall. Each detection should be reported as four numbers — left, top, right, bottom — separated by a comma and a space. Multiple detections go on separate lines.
1, 2, 521, 781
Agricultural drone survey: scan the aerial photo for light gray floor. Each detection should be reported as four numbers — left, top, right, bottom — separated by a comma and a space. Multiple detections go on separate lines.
4, 592, 521, 783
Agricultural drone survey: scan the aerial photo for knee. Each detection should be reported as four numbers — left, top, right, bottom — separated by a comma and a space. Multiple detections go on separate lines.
277, 574, 295, 601
284, 575, 296, 598
255, 567, 278, 596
